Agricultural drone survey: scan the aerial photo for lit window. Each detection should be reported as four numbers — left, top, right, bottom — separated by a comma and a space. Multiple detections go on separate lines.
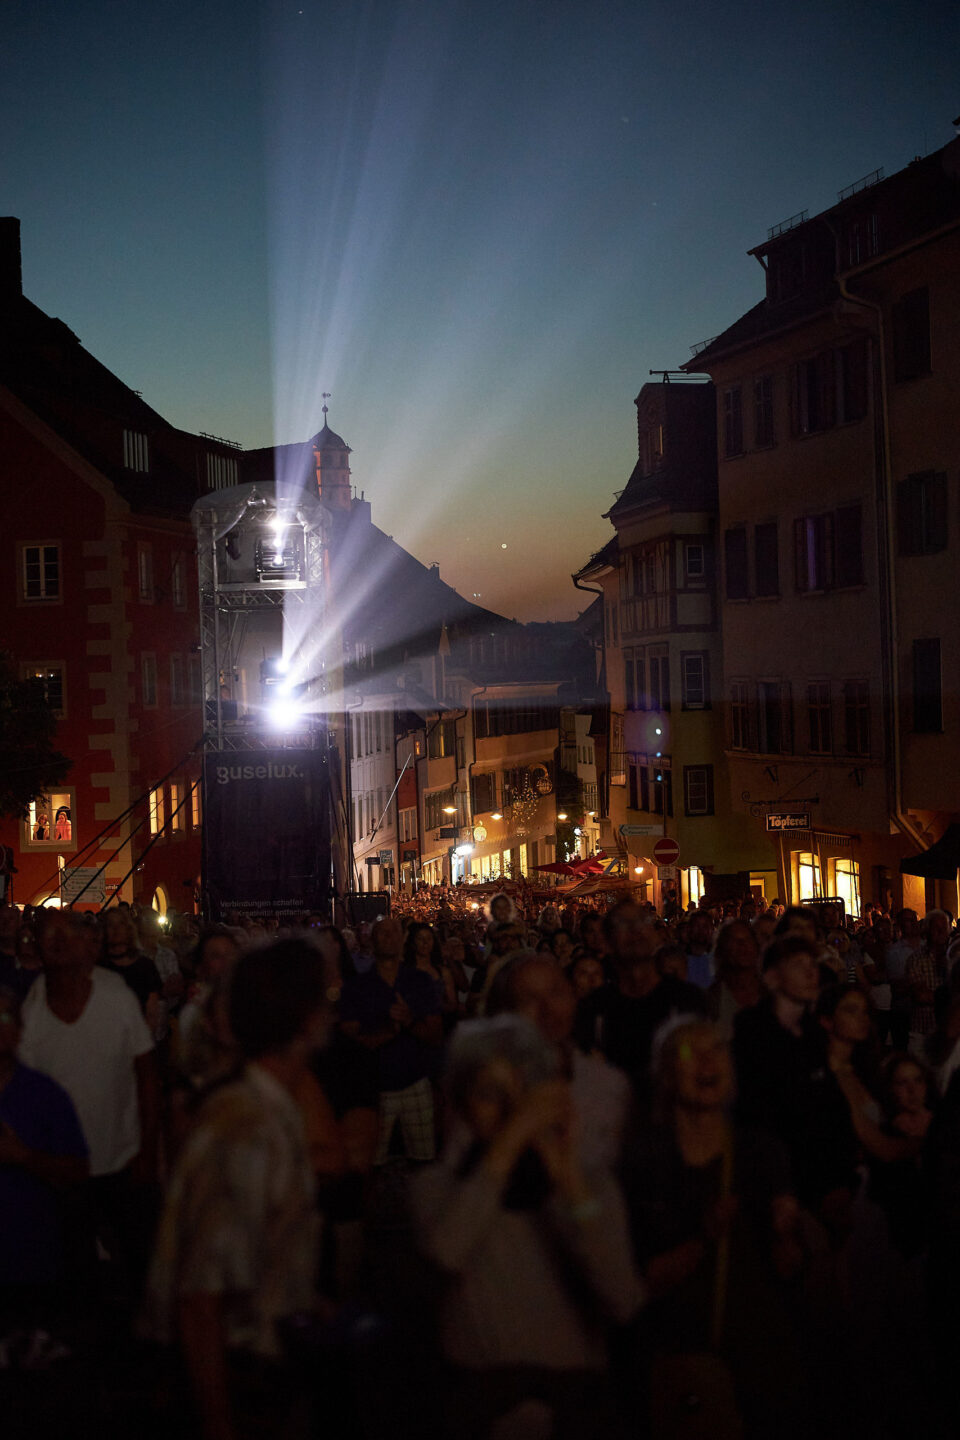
24, 791, 74, 848
686, 866, 705, 905
834, 858, 861, 919
190, 781, 202, 829
142, 654, 158, 708
123, 430, 150, 472
149, 786, 165, 836
22, 544, 60, 601
796, 851, 822, 901
170, 782, 185, 833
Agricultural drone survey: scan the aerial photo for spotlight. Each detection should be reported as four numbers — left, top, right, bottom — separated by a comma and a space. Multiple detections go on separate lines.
491, 811, 503, 820
267, 695, 302, 729
443, 805, 457, 815
557, 811, 568, 821
454, 843, 474, 857
634, 865, 643, 875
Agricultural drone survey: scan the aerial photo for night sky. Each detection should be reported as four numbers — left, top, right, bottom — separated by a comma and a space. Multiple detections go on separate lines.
4, 0, 958, 620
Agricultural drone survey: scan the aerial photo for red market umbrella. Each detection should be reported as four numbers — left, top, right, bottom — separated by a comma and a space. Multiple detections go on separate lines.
569, 857, 606, 875
533, 861, 578, 876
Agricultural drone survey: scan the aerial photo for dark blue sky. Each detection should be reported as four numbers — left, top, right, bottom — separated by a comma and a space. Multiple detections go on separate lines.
4, 0, 958, 618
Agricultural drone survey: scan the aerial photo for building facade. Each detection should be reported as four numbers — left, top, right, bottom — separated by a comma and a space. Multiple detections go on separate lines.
683, 139, 960, 913
576, 379, 763, 906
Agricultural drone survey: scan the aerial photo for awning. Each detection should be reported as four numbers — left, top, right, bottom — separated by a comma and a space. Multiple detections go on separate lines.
900, 824, 960, 880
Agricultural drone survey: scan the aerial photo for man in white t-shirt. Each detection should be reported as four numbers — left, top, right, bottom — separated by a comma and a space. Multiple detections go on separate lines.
20, 910, 160, 1287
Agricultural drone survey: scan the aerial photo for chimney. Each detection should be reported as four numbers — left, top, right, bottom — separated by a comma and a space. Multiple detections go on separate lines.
0, 218, 22, 307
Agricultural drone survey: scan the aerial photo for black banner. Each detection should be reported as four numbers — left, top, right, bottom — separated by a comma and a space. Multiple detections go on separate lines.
202, 748, 331, 920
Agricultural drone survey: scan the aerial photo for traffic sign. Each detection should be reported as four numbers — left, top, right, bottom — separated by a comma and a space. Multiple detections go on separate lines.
60, 866, 106, 905
652, 836, 680, 866
657, 865, 678, 882
619, 823, 662, 837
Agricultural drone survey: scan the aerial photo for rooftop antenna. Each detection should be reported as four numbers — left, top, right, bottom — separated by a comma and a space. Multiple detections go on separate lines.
322, 391, 331, 421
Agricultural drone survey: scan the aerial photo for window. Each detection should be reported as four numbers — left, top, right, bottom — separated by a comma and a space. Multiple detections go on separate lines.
375, 711, 383, 753
650, 760, 673, 817
754, 523, 779, 597
170, 655, 184, 707
837, 338, 868, 422
684, 543, 705, 583
25, 665, 64, 715
684, 765, 715, 816
610, 714, 626, 786
722, 387, 743, 457
724, 527, 749, 600
897, 472, 947, 555
796, 851, 822, 901
834, 505, 864, 587
628, 763, 640, 812
648, 646, 670, 713
795, 508, 862, 591
137, 543, 154, 602
794, 514, 833, 592
913, 639, 942, 733
24, 790, 74, 848
190, 781, 202, 828
22, 543, 60, 600
428, 718, 456, 759
759, 681, 792, 754
681, 652, 709, 709
471, 772, 498, 814
149, 786, 165, 836
170, 782, 185, 833
425, 789, 457, 829
834, 858, 861, 919
123, 429, 149, 472
399, 807, 417, 842
753, 376, 775, 447
846, 214, 879, 267
188, 656, 202, 706
205, 452, 239, 490
142, 654, 158, 708
171, 555, 186, 608
624, 648, 644, 710
790, 350, 835, 435
730, 681, 751, 750
892, 288, 931, 382
843, 681, 870, 756
807, 682, 833, 754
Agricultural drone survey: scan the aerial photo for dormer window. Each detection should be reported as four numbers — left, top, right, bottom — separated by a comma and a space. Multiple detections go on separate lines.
123, 429, 149, 472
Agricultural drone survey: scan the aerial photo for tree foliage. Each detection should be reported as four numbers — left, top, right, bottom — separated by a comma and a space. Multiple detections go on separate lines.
0, 652, 72, 820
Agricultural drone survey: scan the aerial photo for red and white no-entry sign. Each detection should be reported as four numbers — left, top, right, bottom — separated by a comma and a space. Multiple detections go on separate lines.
652, 836, 680, 866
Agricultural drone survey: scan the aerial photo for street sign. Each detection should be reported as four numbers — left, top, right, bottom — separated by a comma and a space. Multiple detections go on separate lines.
60, 866, 106, 905
657, 865, 678, 882
652, 836, 681, 866
765, 812, 811, 832
620, 823, 662, 837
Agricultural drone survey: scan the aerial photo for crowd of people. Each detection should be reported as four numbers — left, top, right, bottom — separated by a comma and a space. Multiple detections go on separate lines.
2, 887, 960, 1439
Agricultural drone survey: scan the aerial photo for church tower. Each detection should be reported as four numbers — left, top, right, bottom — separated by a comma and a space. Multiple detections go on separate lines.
313, 401, 352, 513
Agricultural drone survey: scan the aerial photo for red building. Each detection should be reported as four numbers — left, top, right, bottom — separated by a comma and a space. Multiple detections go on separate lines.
0, 218, 238, 911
